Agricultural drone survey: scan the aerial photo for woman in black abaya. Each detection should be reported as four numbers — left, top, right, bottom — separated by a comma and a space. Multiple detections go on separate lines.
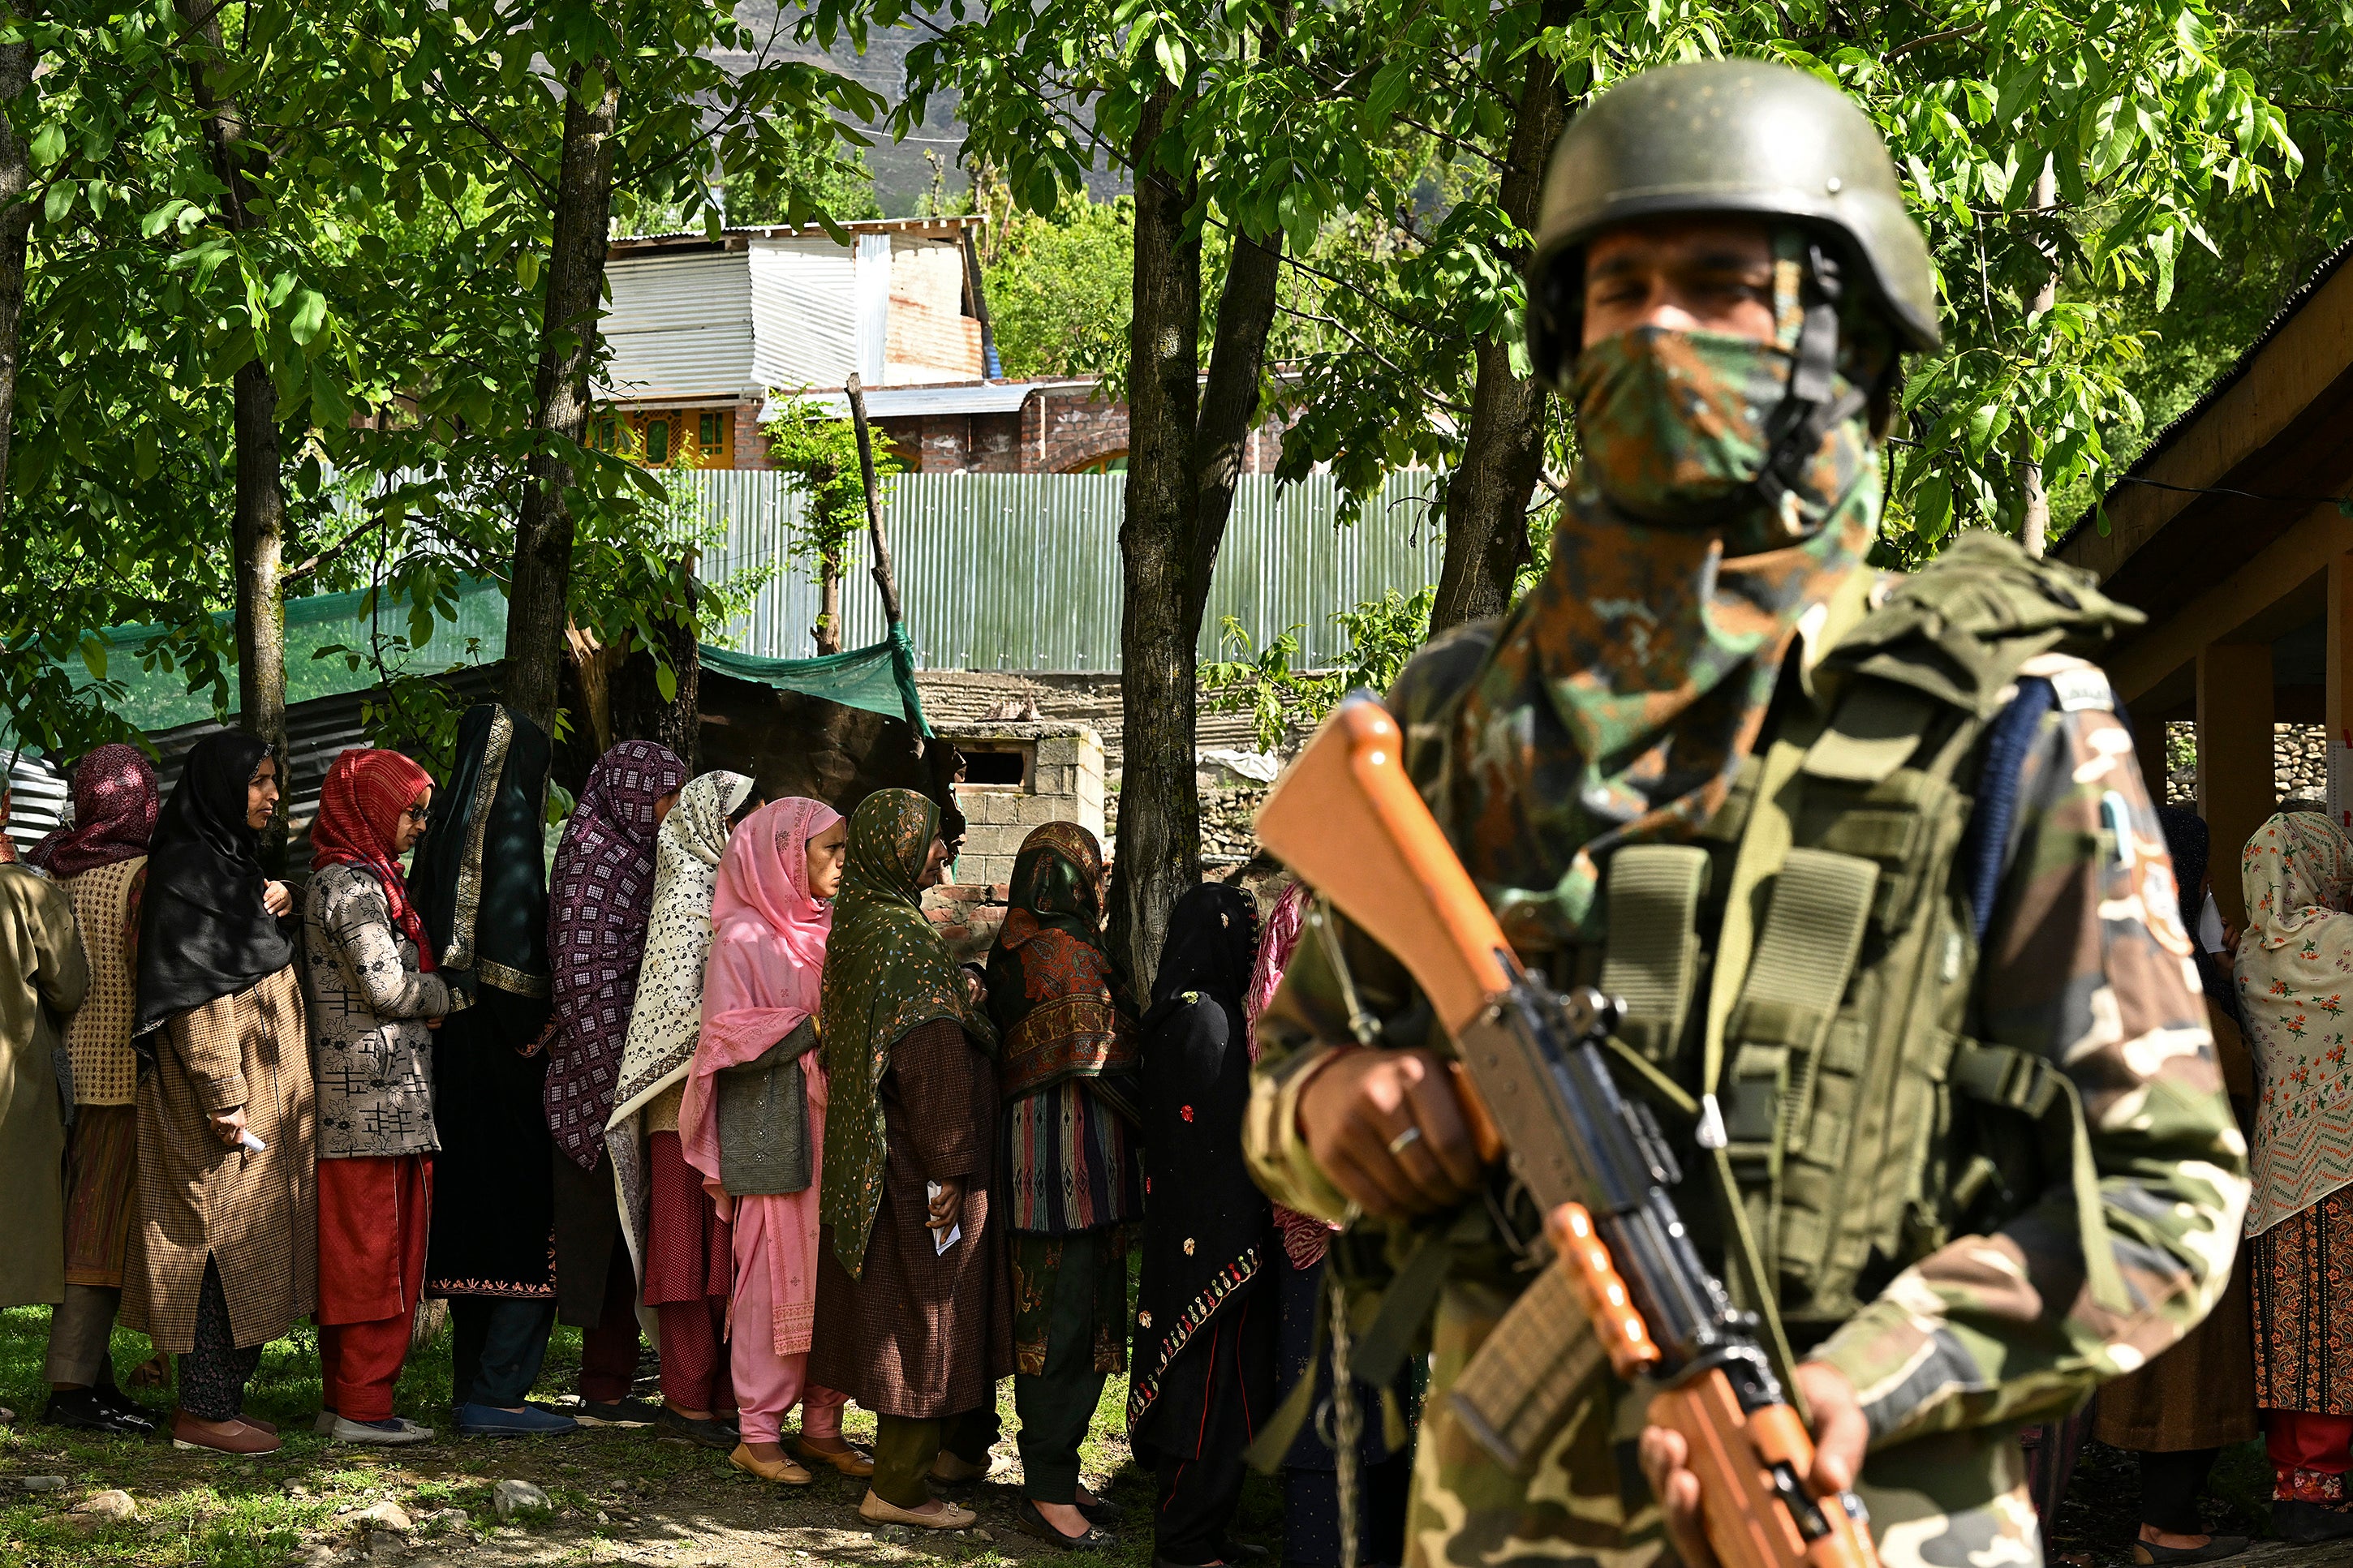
1129, 883, 1277, 1568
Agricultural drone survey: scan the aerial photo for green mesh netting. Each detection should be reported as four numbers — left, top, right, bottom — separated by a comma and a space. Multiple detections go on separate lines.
697, 623, 931, 736
41, 578, 927, 738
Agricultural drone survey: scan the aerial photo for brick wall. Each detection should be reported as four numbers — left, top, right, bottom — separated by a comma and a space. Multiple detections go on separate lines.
729, 384, 1290, 476
890, 410, 1025, 474
1023, 387, 1129, 473
732, 400, 772, 471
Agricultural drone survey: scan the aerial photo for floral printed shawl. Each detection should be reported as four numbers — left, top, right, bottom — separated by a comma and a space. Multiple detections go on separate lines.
986, 822, 1138, 1102
819, 788, 996, 1277
609, 771, 755, 1129
28, 743, 158, 879
2237, 810, 2353, 1235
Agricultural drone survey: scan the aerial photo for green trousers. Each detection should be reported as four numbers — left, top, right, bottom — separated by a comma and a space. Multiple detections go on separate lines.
1014, 1226, 1112, 1504
873, 1407, 1001, 1509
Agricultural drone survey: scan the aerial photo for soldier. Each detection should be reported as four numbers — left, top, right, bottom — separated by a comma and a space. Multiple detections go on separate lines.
1244, 58, 2252, 1568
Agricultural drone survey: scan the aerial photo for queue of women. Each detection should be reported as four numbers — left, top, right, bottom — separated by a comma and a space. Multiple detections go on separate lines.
0, 702, 1394, 1566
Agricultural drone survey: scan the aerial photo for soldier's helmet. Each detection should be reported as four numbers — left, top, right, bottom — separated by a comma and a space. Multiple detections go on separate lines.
1525, 58, 1940, 389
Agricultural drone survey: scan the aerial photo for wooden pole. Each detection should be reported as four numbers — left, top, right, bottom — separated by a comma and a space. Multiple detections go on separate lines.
844, 373, 904, 629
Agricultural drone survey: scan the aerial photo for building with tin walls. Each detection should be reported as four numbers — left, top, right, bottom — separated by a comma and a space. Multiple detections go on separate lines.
594, 217, 1288, 477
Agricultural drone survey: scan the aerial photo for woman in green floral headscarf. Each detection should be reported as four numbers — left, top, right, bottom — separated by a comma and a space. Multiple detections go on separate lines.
810, 789, 1008, 1531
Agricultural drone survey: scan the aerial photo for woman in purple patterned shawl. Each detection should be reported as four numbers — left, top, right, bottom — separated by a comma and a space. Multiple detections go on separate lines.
28, 743, 160, 879
543, 739, 686, 1422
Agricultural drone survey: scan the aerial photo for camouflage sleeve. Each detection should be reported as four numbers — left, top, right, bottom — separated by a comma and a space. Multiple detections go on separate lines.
1810, 672, 2250, 1449
1243, 629, 1494, 1222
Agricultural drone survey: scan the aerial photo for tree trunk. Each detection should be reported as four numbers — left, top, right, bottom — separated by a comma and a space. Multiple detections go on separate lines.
814, 550, 842, 655
1106, 84, 1204, 990
178, 0, 290, 858
1428, 2, 1572, 635
1186, 230, 1283, 625
611, 573, 700, 768
505, 57, 622, 735
2019, 157, 2058, 558
0, 41, 36, 531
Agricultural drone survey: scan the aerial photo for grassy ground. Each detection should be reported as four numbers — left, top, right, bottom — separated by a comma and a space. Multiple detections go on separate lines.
0, 1305, 1285, 1568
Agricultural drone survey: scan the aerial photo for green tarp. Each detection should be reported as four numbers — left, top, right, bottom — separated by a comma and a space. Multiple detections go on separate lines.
696, 623, 931, 737
36, 578, 930, 741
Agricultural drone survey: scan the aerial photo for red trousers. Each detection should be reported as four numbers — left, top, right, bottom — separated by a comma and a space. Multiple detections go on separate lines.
645, 1132, 733, 1415
2270, 1409, 2353, 1484
317, 1154, 432, 1424
579, 1242, 642, 1407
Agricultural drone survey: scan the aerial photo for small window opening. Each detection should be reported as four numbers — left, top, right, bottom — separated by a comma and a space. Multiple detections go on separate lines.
965, 750, 1026, 786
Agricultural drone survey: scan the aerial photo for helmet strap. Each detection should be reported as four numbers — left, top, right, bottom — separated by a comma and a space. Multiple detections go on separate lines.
1755, 238, 1869, 521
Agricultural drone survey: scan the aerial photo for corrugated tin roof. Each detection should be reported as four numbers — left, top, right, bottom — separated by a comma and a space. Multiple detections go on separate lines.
2058, 238, 2353, 556
600, 252, 757, 402
750, 238, 859, 394
609, 215, 986, 256
774, 382, 1042, 419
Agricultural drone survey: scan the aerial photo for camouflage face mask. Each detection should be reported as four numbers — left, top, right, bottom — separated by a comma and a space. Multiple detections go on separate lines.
1570, 325, 1876, 551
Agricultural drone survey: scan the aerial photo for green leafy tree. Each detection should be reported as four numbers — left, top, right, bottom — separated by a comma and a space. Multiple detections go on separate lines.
2, 0, 884, 760
761, 394, 901, 653
979, 193, 1135, 380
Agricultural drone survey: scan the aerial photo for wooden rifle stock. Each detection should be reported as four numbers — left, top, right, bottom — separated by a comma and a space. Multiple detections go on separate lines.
1255, 695, 1879, 1568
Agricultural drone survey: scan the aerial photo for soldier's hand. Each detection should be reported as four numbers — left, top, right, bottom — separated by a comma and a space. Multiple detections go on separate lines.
1637, 1360, 1867, 1568
1295, 1047, 1485, 1217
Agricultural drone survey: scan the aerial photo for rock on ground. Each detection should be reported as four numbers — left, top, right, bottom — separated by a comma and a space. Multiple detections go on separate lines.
351, 1501, 413, 1534
492, 1480, 550, 1520
72, 1490, 139, 1521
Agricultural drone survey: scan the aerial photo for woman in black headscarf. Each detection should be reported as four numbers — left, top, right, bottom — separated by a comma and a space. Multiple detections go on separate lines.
1129, 882, 1276, 1568
121, 732, 314, 1457
407, 703, 579, 1437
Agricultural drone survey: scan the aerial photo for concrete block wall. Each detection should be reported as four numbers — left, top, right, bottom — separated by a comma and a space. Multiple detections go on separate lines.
923, 719, 1108, 960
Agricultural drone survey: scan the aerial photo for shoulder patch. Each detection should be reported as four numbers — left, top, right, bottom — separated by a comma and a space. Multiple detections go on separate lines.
2050, 667, 2114, 713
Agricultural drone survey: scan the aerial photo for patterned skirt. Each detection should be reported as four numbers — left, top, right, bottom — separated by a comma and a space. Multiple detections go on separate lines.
62, 1104, 139, 1287
2255, 1184, 2353, 1413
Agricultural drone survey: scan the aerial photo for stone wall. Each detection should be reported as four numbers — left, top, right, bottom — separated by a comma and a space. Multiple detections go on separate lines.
2161, 720, 2329, 808
922, 719, 1107, 960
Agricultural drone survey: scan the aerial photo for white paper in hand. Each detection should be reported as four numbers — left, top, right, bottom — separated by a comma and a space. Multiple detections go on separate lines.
927, 1181, 961, 1255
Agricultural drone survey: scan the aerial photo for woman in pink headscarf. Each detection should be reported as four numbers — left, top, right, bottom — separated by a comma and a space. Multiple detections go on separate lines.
679, 797, 861, 1486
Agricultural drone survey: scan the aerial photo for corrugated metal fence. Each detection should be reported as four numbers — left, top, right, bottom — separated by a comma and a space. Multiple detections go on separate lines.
689, 470, 1446, 671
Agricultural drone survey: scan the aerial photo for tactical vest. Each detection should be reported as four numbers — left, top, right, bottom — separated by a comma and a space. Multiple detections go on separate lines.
1250, 534, 2146, 1475
1580, 531, 2141, 1360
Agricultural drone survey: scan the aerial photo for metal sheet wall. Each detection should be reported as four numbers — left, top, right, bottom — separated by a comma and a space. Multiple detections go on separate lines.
690, 470, 1445, 672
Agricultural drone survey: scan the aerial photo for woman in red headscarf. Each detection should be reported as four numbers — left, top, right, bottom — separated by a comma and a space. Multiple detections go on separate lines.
302, 746, 473, 1445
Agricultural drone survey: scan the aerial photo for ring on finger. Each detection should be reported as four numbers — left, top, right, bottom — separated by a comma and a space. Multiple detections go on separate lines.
1387, 1125, 1424, 1157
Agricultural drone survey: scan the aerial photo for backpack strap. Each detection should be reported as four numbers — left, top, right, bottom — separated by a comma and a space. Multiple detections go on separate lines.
1959, 677, 2058, 942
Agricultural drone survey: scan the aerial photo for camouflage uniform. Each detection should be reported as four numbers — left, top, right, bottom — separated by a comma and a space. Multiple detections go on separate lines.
1243, 62, 2249, 1568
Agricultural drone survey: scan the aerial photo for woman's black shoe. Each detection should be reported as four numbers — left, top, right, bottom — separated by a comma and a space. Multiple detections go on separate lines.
1016, 1498, 1116, 1552
2131, 1534, 2249, 1564
1078, 1495, 1125, 1527
654, 1407, 735, 1451
94, 1383, 160, 1430
2273, 1500, 2353, 1544
43, 1387, 155, 1435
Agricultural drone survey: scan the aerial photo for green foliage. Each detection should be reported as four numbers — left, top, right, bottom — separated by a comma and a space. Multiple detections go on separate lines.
760, 395, 900, 647
980, 193, 1135, 380
1202, 586, 1435, 750
2, 0, 888, 752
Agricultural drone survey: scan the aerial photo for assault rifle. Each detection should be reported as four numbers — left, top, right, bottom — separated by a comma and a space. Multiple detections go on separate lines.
1254, 695, 1878, 1568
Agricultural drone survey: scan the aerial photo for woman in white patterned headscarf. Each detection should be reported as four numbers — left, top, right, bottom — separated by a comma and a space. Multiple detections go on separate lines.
605, 769, 755, 1448
2239, 809, 2353, 1527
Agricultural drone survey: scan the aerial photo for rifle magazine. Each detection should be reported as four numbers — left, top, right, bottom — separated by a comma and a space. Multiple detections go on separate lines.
1446, 1260, 1608, 1476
